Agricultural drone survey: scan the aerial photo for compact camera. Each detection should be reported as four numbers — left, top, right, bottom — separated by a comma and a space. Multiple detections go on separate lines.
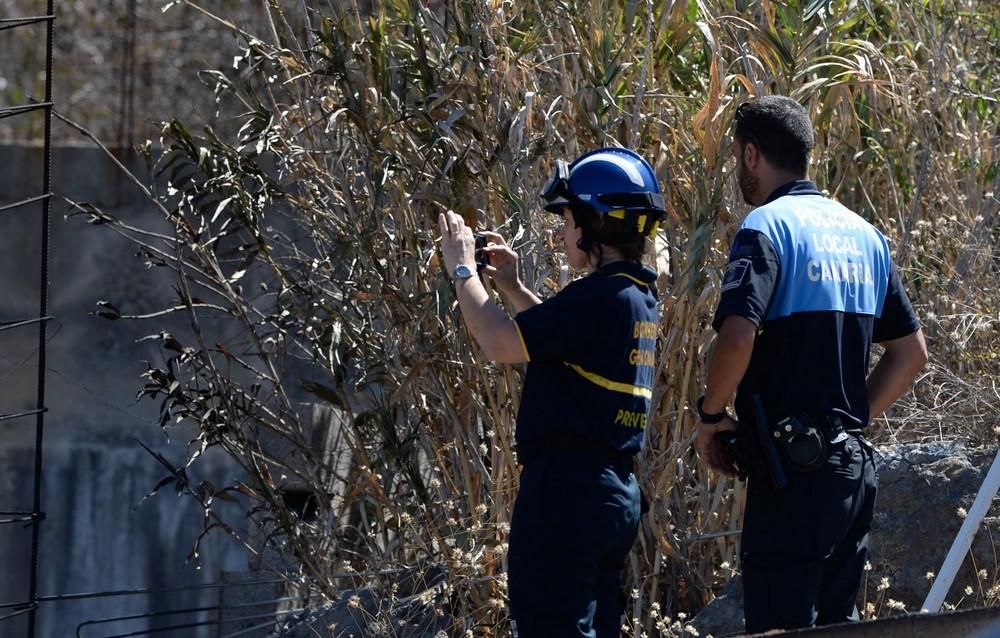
473, 233, 489, 272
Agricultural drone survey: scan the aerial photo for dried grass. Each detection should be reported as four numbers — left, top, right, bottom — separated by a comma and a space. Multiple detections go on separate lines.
68, 0, 1000, 633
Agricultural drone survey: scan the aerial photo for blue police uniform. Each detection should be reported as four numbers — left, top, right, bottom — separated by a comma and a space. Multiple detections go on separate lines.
713, 180, 921, 631
507, 260, 658, 638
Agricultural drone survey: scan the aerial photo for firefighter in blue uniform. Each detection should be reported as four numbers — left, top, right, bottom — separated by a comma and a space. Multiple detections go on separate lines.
696, 96, 928, 632
438, 147, 666, 637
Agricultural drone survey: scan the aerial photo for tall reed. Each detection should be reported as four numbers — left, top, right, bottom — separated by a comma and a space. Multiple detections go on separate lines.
72, 0, 999, 633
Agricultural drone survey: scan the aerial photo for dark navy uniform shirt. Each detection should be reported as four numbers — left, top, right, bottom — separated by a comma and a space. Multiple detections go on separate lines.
513, 261, 658, 453
713, 180, 920, 427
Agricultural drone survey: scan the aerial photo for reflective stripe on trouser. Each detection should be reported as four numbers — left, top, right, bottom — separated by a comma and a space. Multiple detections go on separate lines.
508, 452, 641, 638
741, 433, 878, 633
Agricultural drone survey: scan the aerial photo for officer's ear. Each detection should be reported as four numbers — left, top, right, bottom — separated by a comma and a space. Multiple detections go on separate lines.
742, 140, 761, 171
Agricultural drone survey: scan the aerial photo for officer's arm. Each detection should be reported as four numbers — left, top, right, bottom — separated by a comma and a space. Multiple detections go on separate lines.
702, 315, 757, 415
867, 329, 928, 418
454, 277, 529, 364
500, 282, 542, 314
703, 227, 776, 418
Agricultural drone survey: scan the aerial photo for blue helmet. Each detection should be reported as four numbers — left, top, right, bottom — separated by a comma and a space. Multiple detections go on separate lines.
540, 147, 666, 235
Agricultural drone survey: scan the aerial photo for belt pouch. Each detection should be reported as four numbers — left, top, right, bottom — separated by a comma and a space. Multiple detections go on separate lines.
773, 414, 827, 472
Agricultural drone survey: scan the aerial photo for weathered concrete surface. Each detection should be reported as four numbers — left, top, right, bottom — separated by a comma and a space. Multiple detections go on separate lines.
0, 144, 246, 638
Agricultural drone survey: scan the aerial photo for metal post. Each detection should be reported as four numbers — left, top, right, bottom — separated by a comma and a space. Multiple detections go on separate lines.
922, 449, 1000, 613
26, 0, 55, 635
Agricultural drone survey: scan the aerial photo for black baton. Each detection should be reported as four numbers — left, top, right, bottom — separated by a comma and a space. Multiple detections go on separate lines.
751, 394, 788, 490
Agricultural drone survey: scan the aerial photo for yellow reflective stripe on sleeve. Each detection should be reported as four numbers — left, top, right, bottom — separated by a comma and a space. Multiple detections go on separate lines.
565, 363, 652, 399
610, 272, 649, 287
513, 319, 531, 362
608, 209, 626, 219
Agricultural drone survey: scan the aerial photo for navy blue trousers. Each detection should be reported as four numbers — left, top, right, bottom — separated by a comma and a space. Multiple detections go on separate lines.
741, 433, 878, 633
507, 451, 641, 638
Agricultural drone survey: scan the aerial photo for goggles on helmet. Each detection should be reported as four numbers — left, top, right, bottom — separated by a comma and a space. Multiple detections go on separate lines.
540, 159, 574, 208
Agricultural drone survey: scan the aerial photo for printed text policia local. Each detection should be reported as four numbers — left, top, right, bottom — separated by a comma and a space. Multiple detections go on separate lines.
795, 207, 877, 286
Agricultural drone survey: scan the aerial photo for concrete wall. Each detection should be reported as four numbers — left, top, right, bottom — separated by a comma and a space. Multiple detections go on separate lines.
0, 143, 247, 638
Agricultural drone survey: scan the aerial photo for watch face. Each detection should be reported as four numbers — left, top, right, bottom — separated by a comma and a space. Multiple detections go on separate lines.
453, 264, 474, 280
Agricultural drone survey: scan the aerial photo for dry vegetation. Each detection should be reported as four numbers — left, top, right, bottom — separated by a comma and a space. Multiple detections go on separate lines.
18, 0, 1000, 634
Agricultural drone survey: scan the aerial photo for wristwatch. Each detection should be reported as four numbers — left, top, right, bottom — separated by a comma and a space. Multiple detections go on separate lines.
697, 395, 728, 424
452, 264, 475, 280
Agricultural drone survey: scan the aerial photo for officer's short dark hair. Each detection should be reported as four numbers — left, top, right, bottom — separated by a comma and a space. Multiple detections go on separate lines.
734, 96, 814, 175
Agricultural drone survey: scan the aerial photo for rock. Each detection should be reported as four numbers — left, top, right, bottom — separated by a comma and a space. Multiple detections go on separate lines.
271, 565, 454, 638
691, 442, 999, 633
869, 442, 998, 610
690, 576, 745, 637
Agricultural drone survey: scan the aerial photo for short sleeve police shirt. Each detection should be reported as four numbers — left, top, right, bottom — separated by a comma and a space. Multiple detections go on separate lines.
712, 180, 920, 426
513, 261, 659, 453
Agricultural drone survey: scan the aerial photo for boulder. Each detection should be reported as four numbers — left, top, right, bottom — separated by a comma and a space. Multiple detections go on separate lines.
689, 576, 746, 637
691, 442, 999, 636
869, 442, 998, 610
271, 565, 454, 638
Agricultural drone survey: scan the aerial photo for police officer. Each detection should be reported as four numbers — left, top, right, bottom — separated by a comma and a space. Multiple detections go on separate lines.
438, 148, 666, 637
695, 96, 928, 632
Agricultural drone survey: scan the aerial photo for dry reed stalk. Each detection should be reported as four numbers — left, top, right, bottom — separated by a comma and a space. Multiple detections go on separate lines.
57, 0, 1000, 632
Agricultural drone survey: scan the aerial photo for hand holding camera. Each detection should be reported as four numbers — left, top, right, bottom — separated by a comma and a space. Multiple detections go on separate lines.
473, 231, 522, 294
437, 209, 523, 292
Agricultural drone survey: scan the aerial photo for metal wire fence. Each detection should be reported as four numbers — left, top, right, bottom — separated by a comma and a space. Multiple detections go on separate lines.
0, 3, 54, 637
0, 579, 294, 638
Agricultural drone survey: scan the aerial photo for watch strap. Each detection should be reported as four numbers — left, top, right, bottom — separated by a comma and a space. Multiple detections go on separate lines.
697, 395, 728, 424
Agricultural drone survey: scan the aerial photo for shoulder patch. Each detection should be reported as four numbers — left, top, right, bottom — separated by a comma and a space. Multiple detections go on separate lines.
721, 258, 751, 292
